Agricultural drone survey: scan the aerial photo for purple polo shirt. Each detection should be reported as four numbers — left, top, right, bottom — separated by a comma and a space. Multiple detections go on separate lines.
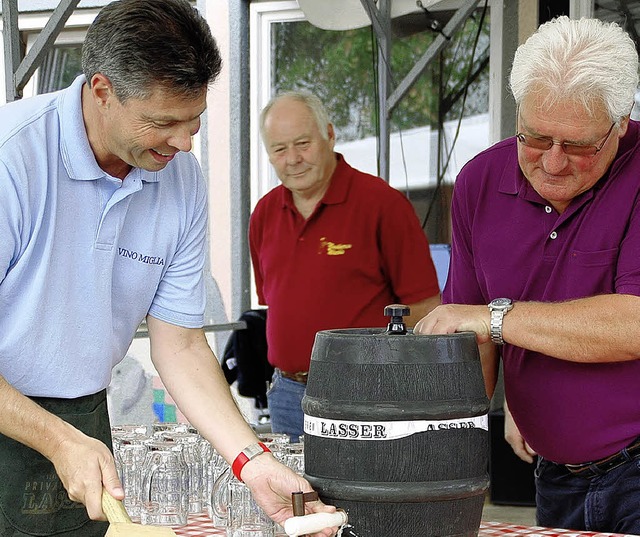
444, 120, 640, 464
250, 154, 440, 373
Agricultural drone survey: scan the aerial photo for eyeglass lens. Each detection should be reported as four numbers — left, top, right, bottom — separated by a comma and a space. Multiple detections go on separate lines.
516, 123, 615, 157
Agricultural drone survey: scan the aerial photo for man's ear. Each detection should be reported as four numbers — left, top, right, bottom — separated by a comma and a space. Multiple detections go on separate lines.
617, 114, 631, 139
89, 73, 115, 112
327, 122, 336, 150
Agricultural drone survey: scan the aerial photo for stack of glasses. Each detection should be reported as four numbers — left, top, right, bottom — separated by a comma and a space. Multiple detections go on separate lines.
111, 425, 305, 537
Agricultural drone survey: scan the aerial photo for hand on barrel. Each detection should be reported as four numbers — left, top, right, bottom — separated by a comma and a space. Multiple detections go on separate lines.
241, 453, 341, 536
414, 304, 491, 344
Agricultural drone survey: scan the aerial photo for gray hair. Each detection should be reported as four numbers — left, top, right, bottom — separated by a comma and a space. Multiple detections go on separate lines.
82, 0, 222, 102
260, 91, 332, 141
510, 16, 638, 122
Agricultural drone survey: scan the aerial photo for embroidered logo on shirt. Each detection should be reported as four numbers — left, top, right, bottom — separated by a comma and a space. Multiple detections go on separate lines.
319, 237, 352, 256
118, 247, 165, 266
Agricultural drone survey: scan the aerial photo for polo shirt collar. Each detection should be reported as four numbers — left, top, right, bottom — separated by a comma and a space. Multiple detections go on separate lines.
59, 75, 105, 182
321, 153, 351, 204
497, 139, 536, 200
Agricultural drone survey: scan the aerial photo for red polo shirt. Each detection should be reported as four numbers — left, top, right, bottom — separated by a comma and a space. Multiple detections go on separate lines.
249, 154, 439, 373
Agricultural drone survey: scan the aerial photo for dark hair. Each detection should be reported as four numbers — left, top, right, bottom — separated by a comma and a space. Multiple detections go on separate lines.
81, 0, 222, 101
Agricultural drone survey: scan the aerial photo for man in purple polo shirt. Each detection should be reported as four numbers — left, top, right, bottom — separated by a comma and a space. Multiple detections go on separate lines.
250, 91, 441, 442
415, 16, 640, 534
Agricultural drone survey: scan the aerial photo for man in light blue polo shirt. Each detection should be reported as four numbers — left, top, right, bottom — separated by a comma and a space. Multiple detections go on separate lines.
0, 1, 337, 536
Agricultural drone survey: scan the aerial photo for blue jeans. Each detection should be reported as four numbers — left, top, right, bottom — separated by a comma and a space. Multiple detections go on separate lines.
536, 455, 640, 533
266, 369, 305, 442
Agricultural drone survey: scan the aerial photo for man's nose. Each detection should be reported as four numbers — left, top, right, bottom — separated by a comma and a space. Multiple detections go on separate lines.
285, 147, 303, 165
168, 121, 200, 153
541, 143, 569, 174
168, 132, 192, 152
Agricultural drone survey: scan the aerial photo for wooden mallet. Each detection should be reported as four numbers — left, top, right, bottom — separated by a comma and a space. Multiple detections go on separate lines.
102, 489, 178, 536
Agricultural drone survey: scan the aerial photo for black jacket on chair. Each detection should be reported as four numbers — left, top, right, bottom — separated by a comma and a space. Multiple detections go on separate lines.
221, 309, 273, 409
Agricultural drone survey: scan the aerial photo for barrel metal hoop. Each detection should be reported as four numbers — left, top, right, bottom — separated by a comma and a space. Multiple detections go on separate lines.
305, 475, 490, 502
303, 397, 490, 421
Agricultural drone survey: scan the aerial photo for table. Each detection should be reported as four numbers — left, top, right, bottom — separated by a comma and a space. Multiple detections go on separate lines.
172, 515, 638, 536
479, 521, 636, 536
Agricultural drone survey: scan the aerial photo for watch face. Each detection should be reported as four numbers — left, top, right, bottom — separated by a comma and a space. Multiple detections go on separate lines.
490, 298, 513, 310
244, 443, 265, 459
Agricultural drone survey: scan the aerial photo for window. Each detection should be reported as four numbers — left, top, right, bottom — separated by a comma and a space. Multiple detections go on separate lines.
250, 1, 490, 244
18, 9, 98, 98
38, 45, 83, 94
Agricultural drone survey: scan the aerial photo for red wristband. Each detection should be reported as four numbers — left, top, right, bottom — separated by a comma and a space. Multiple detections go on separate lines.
232, 442, 271, 481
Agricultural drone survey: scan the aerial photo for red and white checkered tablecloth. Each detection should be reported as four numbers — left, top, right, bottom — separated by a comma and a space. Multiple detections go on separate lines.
479, 521, 637, 537
172, 515, 638, 537
173, 514, 223, 535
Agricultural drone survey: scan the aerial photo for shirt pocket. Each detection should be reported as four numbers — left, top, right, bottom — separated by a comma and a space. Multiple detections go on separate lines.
568, 247, 619, 294
570, 247, 619, 267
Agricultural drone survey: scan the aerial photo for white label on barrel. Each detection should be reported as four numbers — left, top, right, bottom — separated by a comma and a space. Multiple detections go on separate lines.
303, 414, 488, 440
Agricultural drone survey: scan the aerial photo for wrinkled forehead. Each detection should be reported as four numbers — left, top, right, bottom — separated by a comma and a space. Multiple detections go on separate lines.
264, 100, 324, 141
518, 91, 609, 125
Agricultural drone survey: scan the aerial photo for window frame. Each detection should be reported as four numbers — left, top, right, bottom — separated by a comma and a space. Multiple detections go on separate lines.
249, 1, 304, 209
19, 9, 99, 98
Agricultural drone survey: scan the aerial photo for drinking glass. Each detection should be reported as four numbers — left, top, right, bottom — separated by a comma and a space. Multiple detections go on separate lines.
139, 441, 189, 527
225, 476, 276, 537
114, 435, 149, 520
158, 430, 207, 514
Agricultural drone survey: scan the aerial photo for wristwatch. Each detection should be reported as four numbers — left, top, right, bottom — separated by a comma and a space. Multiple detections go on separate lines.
488, 298, 514, 345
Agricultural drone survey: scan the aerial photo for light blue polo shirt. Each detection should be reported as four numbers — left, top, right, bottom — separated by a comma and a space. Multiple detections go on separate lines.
0, 76, 207, 398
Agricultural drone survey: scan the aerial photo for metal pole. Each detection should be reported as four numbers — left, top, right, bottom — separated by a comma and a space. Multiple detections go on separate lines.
388, 0, 479, 113
360, 0, 392, 181
377, 0, 391, 181
2, 0, 20, 101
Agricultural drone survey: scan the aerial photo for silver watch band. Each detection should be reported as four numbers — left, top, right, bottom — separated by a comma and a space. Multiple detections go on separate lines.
490, 309, 506, 345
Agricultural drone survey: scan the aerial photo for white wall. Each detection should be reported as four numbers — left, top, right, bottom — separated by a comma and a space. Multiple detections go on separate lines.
202, 0, 235, 323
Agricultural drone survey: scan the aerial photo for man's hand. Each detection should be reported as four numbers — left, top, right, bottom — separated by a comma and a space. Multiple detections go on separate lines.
48, 421, 123, 520
0, 376, 123, 521
504, 404, 537, 464
242, 453, 340, 536
414, 304, 492, 344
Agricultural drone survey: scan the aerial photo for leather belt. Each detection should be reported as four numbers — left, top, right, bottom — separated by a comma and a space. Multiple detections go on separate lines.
278, 369, 309, 384
565, 436, 640, 479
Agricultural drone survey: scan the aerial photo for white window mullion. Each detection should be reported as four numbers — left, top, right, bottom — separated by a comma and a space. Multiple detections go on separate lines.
249, 1, 304, 210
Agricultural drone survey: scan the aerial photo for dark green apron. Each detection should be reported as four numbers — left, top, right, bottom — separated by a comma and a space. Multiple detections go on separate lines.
0, 390, 111, 536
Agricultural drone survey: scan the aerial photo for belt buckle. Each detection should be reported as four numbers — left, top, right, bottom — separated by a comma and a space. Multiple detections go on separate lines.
281, 370, 309, 384
292, 371, 308, 383
564, 462, 603, 479
565, 462, 589, 475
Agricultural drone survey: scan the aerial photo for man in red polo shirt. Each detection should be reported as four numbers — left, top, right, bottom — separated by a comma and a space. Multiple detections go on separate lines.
249, 91, 441, 441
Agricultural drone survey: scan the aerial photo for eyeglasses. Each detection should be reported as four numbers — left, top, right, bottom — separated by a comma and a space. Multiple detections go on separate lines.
516, 122, 616, 157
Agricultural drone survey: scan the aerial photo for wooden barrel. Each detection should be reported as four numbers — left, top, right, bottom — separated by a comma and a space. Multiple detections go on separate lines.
302, 329, 489, 537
